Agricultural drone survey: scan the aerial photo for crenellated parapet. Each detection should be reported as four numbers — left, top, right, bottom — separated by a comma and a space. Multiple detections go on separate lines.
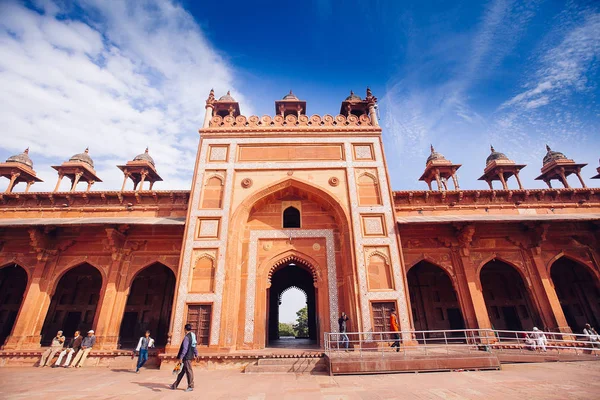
205, 113, 377, 133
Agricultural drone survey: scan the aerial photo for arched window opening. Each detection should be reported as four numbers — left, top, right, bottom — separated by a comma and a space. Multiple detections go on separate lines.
367, 254, 393, 290
283, 206, 301, 228
357, 174, 382, 206
201, 176, 224, 209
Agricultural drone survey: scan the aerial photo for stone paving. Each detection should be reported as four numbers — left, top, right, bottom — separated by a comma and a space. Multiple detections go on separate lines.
1, 361, 599, 399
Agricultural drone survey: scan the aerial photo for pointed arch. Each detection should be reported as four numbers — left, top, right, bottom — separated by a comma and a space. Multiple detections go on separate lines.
263, 250, 322, 288
547, 252, 598, 281
357, 172, 382, 205
282, 206, 301, 228
0, 263, 28, 346
201, 174, 225, 209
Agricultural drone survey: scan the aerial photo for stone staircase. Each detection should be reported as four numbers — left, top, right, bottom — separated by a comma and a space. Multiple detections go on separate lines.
244, 356, 328, 374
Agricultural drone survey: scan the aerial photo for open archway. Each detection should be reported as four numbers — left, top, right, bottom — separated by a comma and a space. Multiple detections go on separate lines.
268, 260, 317, 346
41, 263, 102, 345
0, 264, 28, 346
119, 263, 175, 348
407, 261, 465, 337
550, 257, 600, 334
480, 260, 541, 331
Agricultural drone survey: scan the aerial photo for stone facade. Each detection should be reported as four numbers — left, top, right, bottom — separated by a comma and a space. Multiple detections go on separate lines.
0, 89, 599, 359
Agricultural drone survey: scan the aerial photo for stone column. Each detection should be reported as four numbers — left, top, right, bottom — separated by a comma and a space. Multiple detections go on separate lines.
528, 250, 570, 332
70, 172, 83, 191
53, 173, 64, 192
514, 171, 524, 189
458, 254, 491, 330
25, 181, 34, 193
5, 171, 20, 193
93, 257, 127, 349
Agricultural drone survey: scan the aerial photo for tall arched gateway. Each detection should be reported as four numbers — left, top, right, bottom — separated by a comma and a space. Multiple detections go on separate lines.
267, 260, 317, 344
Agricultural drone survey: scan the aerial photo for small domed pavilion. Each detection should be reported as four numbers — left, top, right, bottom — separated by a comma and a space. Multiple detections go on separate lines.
0, 148, 43, 193
535, 145, 587, 188
117, 148, 163, 191
275, 90, 306, 117
478, 145, 526, 190
419, 145, 461, 191
51, 148, 102, 192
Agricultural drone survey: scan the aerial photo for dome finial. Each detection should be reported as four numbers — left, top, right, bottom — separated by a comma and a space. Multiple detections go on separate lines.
546, 144, 551, 152
490, 144, 495, 153
350, 90, 354, 96
226, 90, 231, 95
85, 147, 89, 153
430, 144, 435, 153
24, 147, 29, 154
145, 147, 149, 153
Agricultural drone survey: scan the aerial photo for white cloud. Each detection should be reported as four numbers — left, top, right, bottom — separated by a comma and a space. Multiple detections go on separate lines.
502, 11, 600, 110
0, 0, 249, 192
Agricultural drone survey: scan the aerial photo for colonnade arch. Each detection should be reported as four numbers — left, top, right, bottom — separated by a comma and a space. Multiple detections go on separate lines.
41, 263, 103, 345
407, 260, 465, 337
118, 262, 176, 348
479, 259, 541, 331
550, 256, 600, 334
0, 264, 28, 347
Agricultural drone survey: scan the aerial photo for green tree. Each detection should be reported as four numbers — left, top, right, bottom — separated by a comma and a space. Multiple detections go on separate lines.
293, 306, 309, 337
278, 322, 295, 337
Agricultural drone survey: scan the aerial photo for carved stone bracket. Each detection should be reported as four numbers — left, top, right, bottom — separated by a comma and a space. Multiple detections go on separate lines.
28, 227, 57, 261
525, 222, 549, 255
454, 223, 475, 256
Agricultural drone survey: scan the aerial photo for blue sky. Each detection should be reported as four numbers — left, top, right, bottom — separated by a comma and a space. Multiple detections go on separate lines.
0, 0, 598, 325
0, 0, 598, 192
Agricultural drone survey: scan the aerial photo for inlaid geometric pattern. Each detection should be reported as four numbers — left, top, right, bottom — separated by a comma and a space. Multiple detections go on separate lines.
208, 145, 228, 162
197, 218, 220, 238
362, 215, 385, 236
354, 144, 374, 160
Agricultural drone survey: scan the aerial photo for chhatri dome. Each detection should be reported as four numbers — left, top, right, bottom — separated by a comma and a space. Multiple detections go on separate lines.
345, 90, 362, 102
543, 144, 567, 165
133, 148, 155, 166
6, 148, 33, 168
69, 148, 94, 168
218, 91, 236, 102
282, 90, 299, 101
426, 145, 447, 164
486, 145, 509, 165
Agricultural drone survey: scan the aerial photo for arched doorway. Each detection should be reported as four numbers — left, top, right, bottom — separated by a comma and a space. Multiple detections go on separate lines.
41, 263, 102, 345
0, 264, 28, 346
407, 261, 465, 337
267, 261, 317, 346
119, 263, 175, 348
480, 260, 541, 331
550, 257, 600, 334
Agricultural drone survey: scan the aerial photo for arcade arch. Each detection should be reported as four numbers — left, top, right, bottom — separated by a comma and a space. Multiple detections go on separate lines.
479, 260, 541, 331
550, 256, 600, 334
41, 263, 102, 345
407, 261, 465, 335
119, 263, 175, 348
0, 264, 28, 346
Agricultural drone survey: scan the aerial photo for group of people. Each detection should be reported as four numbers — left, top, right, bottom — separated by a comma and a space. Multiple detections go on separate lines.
38, 330, 96, 368
519, 324, 600, 352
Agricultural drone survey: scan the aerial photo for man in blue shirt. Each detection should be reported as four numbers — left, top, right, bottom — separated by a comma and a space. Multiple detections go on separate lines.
170, 324, 198, 392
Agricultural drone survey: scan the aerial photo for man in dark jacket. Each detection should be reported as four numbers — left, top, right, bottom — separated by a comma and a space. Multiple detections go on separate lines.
170, 324, 198, 392
55, 330, 83, 367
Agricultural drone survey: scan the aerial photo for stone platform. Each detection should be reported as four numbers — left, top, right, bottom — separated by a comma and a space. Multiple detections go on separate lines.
327, 351, 501, 375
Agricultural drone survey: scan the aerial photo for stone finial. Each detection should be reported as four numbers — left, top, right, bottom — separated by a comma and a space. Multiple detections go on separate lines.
430, 144, 435, 153
546, 144, 551, 152
490, 145, 495, 153
206, 88, 215, 105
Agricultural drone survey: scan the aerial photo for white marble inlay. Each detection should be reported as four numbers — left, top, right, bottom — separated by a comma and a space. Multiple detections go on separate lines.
243, 229, 338, 343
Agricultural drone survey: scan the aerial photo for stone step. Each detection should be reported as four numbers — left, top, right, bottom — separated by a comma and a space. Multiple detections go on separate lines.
257, 357, 324, 366
245, 357, 328, 374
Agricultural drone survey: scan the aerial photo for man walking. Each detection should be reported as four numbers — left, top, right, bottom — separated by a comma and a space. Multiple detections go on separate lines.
390, 309, 401, 352
170, 324, 198, 392
70, 330, 96, 368
338, 312, 349, 351
39, 330, 65, 367
55, 330, 82, 368
134, 330, 155, 373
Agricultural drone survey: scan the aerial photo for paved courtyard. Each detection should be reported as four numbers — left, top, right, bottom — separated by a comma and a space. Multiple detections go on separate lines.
1, 361, 599, 399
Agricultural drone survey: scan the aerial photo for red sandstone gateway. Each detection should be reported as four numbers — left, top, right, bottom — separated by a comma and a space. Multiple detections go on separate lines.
0, 89, 599, 370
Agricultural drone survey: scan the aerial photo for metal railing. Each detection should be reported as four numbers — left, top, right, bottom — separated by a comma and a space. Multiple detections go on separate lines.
324, 328, 600, 358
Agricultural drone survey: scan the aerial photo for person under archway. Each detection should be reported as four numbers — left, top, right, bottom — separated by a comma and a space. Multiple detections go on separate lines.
338, 312, 349, 351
